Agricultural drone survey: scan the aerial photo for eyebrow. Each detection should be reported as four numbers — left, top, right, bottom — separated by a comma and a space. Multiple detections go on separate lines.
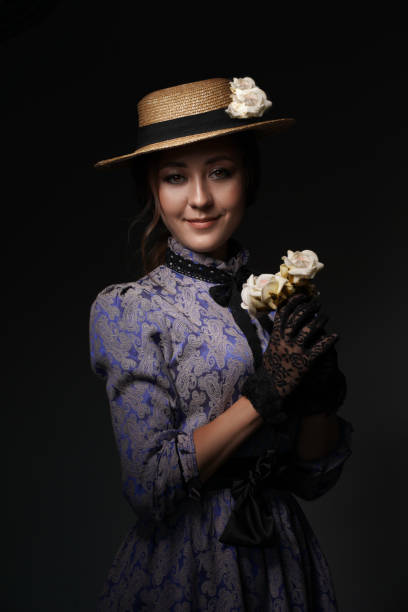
158, 155, 235, 170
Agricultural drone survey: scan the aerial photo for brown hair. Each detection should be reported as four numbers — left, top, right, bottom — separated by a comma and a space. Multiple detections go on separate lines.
127, 131, 261, 279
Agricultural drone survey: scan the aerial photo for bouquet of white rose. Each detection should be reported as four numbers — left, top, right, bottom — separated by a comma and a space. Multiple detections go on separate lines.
241, 249, 324, 317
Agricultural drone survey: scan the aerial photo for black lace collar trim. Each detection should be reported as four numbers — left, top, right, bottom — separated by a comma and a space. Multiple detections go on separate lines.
165, 246, 239, 284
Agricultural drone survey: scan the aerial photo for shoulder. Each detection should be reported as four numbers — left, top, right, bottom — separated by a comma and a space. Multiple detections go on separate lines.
90, 281, 152, 324
89, 275, 173, 377
91, 264, 173, 305
91, 279, 147, 302
89, 267, 173, 333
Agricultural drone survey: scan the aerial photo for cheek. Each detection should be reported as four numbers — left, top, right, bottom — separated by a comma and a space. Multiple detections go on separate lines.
218, 177, 246, 210
157, 184, 183, 216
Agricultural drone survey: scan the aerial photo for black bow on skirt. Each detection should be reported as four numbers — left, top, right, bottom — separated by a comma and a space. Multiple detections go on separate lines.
201, 430, 300, 548
217, 449, 290, 547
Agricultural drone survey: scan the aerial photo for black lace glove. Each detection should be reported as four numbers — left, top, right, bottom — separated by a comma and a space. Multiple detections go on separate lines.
285, 342, 347, 416
241, 292, 339, 425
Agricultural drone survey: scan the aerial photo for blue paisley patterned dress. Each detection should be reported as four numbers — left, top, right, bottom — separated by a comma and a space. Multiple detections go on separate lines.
89, 235, 353, 611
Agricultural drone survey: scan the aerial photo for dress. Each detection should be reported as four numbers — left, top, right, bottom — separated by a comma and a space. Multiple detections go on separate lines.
89, 235, 353, 611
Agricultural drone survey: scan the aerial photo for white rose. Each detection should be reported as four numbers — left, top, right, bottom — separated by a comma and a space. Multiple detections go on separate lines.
241, 273, 275, 316
226, 100, 250, 119
282, 250, 324, 283
230, 77, 256, 92
226, 77, 273, 119
235, 88, 272, 116
260, 273, 288, 309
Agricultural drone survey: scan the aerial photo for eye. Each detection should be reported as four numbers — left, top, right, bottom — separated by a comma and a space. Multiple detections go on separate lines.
211, 167, 231, 179
164, 174, 185, 184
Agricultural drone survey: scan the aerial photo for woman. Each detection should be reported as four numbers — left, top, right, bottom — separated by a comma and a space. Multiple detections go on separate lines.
89, 76, 353, 611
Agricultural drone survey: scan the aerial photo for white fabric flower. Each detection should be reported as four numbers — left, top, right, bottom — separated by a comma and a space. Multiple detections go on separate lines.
230, 77, 256, 91
282, 250, 324, 284
226, 76, 273, 119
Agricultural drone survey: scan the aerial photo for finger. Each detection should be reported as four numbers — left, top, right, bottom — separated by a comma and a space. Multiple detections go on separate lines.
302, 312, 330, 347
305, 343, 338, 384
278, 293, 311, 335
288, 299, 322, 337
307, 342, 341, 390
309, 333, 340, 361
316, 342, 338, 362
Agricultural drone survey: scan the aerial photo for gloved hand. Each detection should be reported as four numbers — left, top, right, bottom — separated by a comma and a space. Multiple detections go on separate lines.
285, 342, 347, 417
241, 292, 339, 425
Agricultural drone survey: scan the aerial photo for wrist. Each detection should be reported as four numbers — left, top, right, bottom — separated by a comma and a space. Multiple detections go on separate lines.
241, 366, 288, 425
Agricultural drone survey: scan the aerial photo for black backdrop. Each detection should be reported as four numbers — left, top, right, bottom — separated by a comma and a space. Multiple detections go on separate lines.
2, 3, 407, 610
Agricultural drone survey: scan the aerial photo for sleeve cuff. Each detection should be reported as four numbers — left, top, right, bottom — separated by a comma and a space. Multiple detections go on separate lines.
294, 416, 354, 474
176, 429, 204, 502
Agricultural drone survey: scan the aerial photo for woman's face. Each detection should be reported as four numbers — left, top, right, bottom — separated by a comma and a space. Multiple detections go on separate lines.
148, 136, 248, 260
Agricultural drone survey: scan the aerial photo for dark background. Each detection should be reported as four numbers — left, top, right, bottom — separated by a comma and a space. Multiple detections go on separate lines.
2, 2, 407, 610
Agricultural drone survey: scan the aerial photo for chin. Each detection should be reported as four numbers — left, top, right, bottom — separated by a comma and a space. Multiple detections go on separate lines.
182, 233, 228, 254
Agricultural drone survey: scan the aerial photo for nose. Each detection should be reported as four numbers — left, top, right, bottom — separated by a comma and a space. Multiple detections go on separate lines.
187, 174, 213, 210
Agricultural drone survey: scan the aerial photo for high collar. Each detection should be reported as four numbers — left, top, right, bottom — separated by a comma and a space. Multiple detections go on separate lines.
167, 236, 250, 277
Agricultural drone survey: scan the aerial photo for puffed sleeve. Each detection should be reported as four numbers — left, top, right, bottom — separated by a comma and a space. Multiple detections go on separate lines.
277, 415, 354, 501
89, 284, 202, 522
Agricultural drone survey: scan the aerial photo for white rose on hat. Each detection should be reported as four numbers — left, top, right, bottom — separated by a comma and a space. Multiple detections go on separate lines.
230, 77, 256, 90
226, 76, 273, 119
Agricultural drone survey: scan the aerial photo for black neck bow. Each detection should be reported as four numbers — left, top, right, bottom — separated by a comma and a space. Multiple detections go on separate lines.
165, 246, 274, 370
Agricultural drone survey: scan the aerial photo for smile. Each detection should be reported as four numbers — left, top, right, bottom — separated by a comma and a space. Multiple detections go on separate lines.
185, 216, 221, 229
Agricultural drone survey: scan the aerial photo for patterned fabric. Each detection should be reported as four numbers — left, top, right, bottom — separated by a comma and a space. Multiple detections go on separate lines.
89, 235, 353, 611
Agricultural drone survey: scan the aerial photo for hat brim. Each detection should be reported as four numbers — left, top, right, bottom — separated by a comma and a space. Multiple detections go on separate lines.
93, 117, 295, 169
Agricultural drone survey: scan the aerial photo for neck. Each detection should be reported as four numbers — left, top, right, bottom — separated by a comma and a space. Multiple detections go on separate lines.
166, 235, 250, 277
202, 241, 229, 262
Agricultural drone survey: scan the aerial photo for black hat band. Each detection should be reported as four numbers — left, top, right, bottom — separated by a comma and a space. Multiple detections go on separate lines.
135, 105, 282, 149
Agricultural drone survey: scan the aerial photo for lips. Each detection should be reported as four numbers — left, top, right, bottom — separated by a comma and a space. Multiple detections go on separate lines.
186, 216, 220, 222
185, 216, 221, 229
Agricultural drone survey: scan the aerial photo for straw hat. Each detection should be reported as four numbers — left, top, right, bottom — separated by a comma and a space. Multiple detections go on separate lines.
94, 76, 295, 168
